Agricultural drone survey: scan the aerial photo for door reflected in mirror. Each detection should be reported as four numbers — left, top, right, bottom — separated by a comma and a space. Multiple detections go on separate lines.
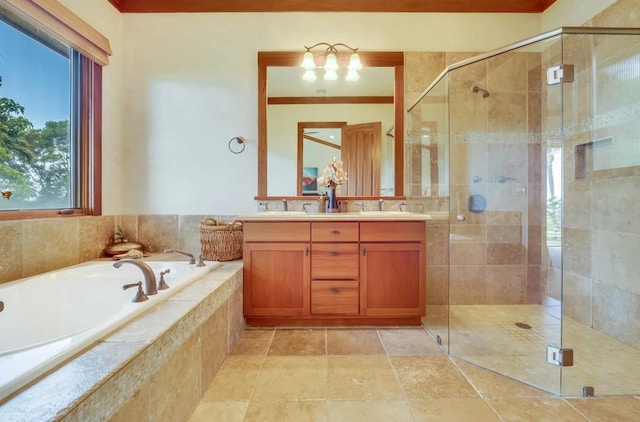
298, 121, 394, 196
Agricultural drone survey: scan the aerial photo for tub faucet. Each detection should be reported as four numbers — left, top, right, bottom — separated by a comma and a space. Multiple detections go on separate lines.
113, 259, 158, 296
163, 248, 196, 264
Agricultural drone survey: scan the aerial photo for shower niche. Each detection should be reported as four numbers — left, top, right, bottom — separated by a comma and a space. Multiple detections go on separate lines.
408, 27, 640, 397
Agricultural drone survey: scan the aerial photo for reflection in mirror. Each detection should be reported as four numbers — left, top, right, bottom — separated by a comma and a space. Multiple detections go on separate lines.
297, 121, 397, 197
258, 51, 404, 198
298, 122, 345, 196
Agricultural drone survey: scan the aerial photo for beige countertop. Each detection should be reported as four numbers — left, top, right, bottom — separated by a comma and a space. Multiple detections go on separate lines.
236, 211, 447, 222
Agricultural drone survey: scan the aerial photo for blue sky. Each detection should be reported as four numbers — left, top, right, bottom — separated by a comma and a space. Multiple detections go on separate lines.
0, 19, 70, 129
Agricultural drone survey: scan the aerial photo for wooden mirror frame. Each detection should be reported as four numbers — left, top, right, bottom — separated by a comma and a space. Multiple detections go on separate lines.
257, 51, 404, 197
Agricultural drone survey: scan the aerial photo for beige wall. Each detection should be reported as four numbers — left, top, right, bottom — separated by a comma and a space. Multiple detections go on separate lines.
541, 0, 618, 30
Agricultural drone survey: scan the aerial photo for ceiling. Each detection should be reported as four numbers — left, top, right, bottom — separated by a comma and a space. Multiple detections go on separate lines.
108, 0, 558, 14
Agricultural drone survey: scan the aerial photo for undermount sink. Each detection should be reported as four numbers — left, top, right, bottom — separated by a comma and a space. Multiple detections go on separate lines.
359, 211, 409, 215
258, 211, 307, 216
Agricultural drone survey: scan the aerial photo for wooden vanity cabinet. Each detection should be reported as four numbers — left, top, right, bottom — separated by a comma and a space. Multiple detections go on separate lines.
243, 219, 425, 326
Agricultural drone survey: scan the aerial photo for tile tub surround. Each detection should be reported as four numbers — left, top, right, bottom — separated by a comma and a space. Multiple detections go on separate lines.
0, 261, 244, 422
0, 214, 239, 285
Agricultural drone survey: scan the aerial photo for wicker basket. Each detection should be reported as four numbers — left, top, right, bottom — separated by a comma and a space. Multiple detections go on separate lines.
199, 218, 243, 261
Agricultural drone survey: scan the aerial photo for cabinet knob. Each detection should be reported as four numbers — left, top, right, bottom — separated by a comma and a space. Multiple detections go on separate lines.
331, 288, 340, 294
361, 246, 367, 256
330, 251, 340, 257
305, 246, 309, 256
330, 230, 341, 235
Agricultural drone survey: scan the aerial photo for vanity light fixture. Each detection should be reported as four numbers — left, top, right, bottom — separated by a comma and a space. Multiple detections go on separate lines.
300, 42, 363, 82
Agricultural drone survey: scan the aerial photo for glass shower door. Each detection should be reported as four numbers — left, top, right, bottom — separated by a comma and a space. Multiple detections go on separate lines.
445, 35, 565, 395
559, 31, 640, 397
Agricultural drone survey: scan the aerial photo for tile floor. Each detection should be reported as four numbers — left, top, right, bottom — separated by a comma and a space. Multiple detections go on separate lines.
188, 327, 640, 421
426, 304, 640, 397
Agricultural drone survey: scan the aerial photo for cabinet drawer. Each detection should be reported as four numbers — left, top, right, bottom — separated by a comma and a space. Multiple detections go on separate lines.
311, 281, 359, 315
311, 222, 359, 242
311, 243, 359, 279
243, 222, 310, 242
360, 221, 425, 242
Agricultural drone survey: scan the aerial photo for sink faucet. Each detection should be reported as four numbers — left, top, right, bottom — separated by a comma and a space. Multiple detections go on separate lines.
113, 259, 158, 296
163, 248, 196, 264
378, 198, 384, 211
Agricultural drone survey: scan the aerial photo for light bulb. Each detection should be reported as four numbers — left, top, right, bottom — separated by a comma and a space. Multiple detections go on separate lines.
302, 69, 317, 81
348, 53, 363, 71
300, 51, 316, 70
345, 70, 360, 81
324, 69, 338, 81
324, 52, 339, 71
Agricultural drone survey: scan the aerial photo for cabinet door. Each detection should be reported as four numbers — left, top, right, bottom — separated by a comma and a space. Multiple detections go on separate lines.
243, 242, 310, 316
360, 243, 425, 317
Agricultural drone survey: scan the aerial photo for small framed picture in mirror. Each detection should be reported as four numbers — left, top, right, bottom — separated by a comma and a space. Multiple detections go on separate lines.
302, 167, 318, 195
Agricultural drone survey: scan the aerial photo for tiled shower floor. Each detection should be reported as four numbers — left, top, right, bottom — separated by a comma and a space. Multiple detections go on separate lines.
189, 326, 640, 421
431, 304, 640, 397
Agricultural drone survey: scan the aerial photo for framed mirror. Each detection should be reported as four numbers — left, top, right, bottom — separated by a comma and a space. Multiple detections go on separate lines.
257, 51, 404, 198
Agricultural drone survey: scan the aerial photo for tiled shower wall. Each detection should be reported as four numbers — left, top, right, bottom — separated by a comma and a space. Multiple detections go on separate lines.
0, 214, 234, 285
558, 0, 640, 348
406, 50, 544, 307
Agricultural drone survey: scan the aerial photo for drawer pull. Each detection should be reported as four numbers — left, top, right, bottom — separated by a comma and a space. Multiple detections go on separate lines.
330, 230, 341, 235
330, 288, 340, 294
305, 246, 309, 256
361, 246, 367, 256
330, 251, 340, 257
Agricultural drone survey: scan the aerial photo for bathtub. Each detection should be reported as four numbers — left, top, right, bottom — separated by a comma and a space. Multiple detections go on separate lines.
0, 259, 220, 401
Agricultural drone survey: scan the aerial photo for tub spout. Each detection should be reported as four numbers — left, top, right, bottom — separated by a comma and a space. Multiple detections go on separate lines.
163, 248, 196, 264
113, 259, 158, 296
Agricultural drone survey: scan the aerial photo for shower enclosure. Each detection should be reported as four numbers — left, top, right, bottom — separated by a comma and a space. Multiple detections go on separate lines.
408, 27, 640, 397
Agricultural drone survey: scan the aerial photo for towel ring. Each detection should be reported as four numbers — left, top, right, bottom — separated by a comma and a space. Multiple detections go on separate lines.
228, 136, 246, 154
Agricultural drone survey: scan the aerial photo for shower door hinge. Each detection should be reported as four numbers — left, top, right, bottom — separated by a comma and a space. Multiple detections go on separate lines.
546, 345, 574, 366
546, 64, 574, 85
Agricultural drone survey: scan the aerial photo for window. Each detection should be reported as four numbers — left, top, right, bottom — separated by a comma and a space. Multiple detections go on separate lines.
546, 141, 562, 245
0, 3, 104, 220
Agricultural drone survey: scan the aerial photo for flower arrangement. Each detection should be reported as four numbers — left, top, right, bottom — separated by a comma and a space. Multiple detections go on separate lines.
317, 157, 348, 189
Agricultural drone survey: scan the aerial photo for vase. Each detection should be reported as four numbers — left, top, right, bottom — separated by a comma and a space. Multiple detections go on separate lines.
326, 185, 339, 212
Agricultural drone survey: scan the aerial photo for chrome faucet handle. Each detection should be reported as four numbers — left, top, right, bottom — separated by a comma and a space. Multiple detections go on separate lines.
378, 198, 384, 211
158, 269, 170, 290
122, 281, 148, 303
258, 201, 268, 212
282, 198, 288, 211
399, 202, 407, 212
196, 254, 206, 267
